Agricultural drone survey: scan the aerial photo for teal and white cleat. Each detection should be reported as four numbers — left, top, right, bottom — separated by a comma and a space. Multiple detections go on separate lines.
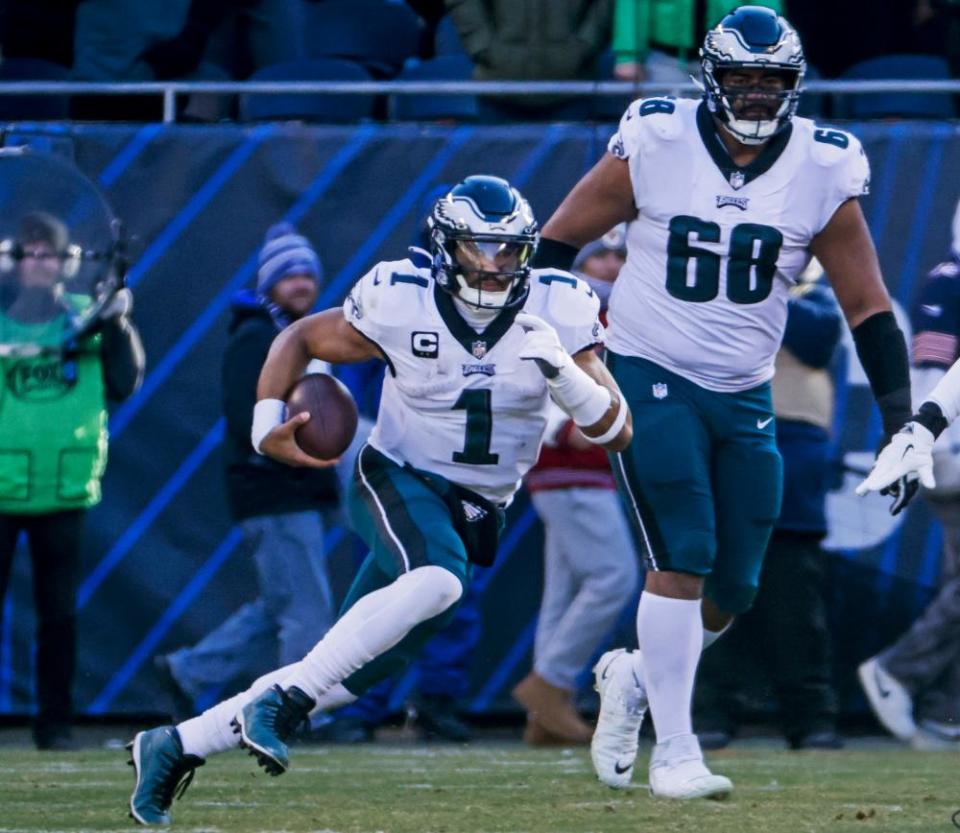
233, 685, 315, 776
127, 726, 204, 825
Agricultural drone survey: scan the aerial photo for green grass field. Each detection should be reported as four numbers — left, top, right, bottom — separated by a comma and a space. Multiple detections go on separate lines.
0, 740, 956, 833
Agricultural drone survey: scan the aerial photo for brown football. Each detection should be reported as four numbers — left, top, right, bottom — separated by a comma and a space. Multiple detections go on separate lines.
285, 373, 358, 460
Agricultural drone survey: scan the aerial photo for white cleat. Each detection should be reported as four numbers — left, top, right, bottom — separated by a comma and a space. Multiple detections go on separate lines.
648, 733, 732, 800
858, 657, 916, 741
590, 648, 647, 788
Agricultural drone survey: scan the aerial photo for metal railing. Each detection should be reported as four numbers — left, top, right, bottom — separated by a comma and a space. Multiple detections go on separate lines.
1, 79, 959, 123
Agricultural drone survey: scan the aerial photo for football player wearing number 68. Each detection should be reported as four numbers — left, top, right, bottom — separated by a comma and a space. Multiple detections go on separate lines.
532, 6, 913, 800
126, 175, 632, 825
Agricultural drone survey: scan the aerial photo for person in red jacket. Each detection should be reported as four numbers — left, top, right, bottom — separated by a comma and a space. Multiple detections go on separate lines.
513, 227, 640, 745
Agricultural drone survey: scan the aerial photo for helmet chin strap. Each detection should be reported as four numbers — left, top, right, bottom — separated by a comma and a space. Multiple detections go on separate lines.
719, 117, 776, 146
453, 273, 514, 312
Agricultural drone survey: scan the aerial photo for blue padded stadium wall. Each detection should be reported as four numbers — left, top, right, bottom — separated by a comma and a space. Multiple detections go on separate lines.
0, 121, 957, 718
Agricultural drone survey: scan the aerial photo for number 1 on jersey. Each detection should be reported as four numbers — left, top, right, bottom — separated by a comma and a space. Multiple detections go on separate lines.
452, 389, 499, 465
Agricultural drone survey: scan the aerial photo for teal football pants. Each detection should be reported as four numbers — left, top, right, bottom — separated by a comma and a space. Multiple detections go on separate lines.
606, 352, 783, 614
339, 444, 473, 695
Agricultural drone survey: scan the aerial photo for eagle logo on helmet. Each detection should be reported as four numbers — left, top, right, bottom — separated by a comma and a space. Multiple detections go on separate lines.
429, 175, 539, 311
700, 6, 807, 146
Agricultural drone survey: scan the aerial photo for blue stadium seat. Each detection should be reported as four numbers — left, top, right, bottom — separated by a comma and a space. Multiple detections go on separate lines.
838, 55, 955, 119
435, 15, 467, 57
241, 60, 376, 123
393, 55, 478, 121
303, 0, 423, 78
797, 64, 826, 120
0, 58, 70, 121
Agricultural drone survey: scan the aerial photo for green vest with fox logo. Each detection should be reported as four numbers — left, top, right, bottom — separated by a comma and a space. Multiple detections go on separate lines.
0, 311, 108, 514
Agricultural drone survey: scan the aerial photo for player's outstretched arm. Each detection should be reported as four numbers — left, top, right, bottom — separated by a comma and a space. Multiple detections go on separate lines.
857, 359, 960, 499
257, 308, 380, 400
252, 308, 380, 469
814, 199, 916, 512
535, 154, 637, 270
516, 312, 632, 452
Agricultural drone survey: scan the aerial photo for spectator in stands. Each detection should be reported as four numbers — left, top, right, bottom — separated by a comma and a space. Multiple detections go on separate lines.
72, 2, 187, 82
611, 0, 781, 82
513, 227, 639, 746
858, 197, 960, 751
0, 212, 143, 750
148, 0, 305, 81
445, 0, 614, 117
156, 223, 339, 722
73, 0, 302, 82
695, 260, 844, 750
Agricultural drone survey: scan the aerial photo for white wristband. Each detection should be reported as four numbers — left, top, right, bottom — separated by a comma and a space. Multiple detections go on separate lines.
251, 398, 286, 454
584, 398, 628, 446
547, 362, 612, 428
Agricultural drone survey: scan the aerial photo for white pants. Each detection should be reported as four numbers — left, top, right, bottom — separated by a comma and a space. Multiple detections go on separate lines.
530, 488, 640, 690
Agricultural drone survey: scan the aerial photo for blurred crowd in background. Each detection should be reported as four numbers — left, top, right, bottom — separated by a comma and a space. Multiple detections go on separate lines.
0, 0, 959, 121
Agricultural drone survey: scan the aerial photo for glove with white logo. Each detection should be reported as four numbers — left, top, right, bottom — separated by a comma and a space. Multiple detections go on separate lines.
516, 311, 611, 428
856, 422, 936, 514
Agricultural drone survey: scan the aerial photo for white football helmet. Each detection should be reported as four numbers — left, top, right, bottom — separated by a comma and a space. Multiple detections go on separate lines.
429, 175, 539, 310
700, 6, 806, 145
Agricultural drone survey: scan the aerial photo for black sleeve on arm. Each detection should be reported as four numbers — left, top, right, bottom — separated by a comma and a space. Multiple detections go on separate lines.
532, 238, 580, 271
100, 316, 145, 402
913, 400, 949, 439
851, 310, 912, 438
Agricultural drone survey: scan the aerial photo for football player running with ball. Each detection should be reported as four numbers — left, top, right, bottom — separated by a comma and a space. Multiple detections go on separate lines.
532, 6, 913, 800
126, 175, 632, 825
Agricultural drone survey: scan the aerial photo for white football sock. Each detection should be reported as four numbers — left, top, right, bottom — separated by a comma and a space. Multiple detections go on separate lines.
635, 591, 703, 744
281, 565, 463, 702
176, 665, 357, 759
702, 621, 731, 650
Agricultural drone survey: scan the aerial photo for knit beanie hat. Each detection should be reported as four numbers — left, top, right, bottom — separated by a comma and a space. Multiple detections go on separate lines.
572, 223, 627, 271
257, 222, 322, 297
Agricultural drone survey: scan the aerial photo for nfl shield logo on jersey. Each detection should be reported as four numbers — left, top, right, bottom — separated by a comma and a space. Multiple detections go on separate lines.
652, 382, 668, 399
472, 340, 488, 359
729, 170, 745, 190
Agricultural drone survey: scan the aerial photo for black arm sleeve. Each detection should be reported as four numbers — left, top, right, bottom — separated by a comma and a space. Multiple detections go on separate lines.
100, 315, 145, 402
531, 238, 580, 271
913, 400, 949, 439
851, 310, 912, 438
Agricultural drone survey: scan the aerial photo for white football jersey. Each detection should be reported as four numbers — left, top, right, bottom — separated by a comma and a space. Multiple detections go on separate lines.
343, 252, 603, 503
606, 97, 870, 392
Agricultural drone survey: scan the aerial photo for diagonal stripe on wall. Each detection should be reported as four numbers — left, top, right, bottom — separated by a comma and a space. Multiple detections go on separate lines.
125, 125, 276, 288
109, 126, 377, 439
88, 526, 245, 713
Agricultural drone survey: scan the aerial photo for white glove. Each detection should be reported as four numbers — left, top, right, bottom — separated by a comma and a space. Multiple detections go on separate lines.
856, 422, 937, 495
516, 311, 610, 427
516, 311, 570, 378
101, 288, 133, 320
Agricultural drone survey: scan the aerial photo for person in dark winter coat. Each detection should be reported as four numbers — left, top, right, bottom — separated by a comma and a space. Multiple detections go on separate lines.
155, 223, 339, 719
